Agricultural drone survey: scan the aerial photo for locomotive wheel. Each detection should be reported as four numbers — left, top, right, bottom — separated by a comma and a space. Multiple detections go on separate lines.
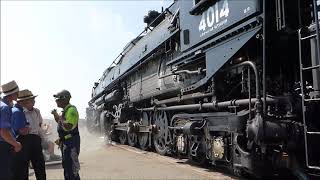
153, 111, 169, 155
118, 131, 127, 145
127, 132, 138, 147
138, 112, 150, 150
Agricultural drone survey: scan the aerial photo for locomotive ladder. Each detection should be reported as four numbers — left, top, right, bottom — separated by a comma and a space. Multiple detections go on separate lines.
298, 0, 320, 170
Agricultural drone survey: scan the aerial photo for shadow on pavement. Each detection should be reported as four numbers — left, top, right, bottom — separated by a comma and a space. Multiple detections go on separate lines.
45, 162, 62, 170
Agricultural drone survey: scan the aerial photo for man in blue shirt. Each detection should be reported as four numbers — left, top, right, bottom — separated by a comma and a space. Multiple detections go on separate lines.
12, 102, 29, 136
11, 95, 30, 180
0, 80, 22, 180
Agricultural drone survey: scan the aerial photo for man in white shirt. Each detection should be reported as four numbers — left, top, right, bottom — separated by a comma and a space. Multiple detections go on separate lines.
13, 89, 46, 180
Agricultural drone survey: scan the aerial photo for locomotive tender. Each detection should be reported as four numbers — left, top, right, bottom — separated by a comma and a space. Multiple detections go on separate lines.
86, 0, 320, 178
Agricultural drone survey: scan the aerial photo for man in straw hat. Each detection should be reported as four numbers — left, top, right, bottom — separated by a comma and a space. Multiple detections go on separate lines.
0, 80, 22, 180
12, 89, 46, 180
51, 89, 80, 180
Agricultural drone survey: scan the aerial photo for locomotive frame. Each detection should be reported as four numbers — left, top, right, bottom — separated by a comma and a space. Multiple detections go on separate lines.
86, 0, 320, 179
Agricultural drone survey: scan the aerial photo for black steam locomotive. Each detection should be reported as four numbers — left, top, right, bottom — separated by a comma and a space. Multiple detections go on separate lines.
86, 0, 320, 178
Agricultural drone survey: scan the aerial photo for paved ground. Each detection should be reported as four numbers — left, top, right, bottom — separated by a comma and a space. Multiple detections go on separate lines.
29, 127, 238, 180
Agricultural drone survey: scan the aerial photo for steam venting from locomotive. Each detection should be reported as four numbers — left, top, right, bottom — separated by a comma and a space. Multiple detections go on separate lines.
143, 10, 165, 28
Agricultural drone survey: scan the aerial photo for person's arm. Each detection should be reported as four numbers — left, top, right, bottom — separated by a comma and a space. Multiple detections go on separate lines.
0, 107, 22, 152
63, 106, 79, 131
51, 109, 60, 123
12, 110, 29, 136
60, 121, 72, 130
36, 109, 46, 138
0, 129, 22, 152
37, 108, 43, 127
57, 116, 73, 130
51, 109, 73, 130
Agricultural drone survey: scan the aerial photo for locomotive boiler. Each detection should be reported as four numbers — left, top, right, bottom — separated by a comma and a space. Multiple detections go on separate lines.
86, 0, 320, 178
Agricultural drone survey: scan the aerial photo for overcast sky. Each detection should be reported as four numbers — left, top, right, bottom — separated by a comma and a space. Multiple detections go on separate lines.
1, 0, 173, 119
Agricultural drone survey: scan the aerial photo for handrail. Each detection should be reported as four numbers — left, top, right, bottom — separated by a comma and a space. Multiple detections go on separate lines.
226, 61, 262, 114
104, 2, 175, 70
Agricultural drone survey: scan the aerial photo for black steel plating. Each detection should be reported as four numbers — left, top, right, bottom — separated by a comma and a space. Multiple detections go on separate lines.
86, 0, 320, 178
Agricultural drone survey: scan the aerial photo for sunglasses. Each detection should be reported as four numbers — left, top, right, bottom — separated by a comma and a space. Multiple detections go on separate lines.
55, 98, 63, 102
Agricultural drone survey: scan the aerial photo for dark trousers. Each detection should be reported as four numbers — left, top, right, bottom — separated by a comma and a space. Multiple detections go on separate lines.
61, 135, 80, 180
13, 134, 46, 180
0, 141, 13, 180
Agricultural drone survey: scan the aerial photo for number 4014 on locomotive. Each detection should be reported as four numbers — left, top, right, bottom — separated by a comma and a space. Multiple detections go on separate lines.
86, 0, 320, 179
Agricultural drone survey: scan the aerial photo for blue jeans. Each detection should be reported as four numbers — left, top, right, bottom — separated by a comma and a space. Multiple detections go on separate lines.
61, 135, 80, 180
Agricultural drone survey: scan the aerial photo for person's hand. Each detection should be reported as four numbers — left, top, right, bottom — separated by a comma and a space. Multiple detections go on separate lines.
13, 142, 22, 152
51, 109, 60, 122
54, 138, 61, 149
51, 109, 58, 115
54, 138, 60, 145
